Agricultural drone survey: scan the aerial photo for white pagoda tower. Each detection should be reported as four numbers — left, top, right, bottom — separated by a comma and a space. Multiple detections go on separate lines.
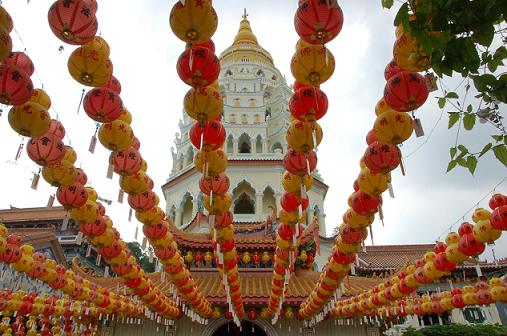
162, 13, 328, 235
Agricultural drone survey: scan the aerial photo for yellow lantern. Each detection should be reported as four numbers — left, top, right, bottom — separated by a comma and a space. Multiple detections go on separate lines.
242, 252, 251, 264
204, 193, 231, 215
83, 36, 110, 58
98, 120, 133, 151
63, 145, 77, 164
140, 159, 148, 173
374, 110, 414, 145
375, 97, 396, 116
279, 209, 305, 225
282, 171, 313, 194
71, 200, 98, 223
444, 232, 467, 264
286, 120, 323, 152
300, 250, 308, 262
68, 45, 113, 86
169, 0, 218, 44
89, 229, 115, 247
472, 208, 492, 223
291, 39, 335, 86
117, 108, 132, 125
119, 171, 150, 195
184, 251, 193, 264
212, 307, 221, 319
217, 226, 234, 241
473, 219, 501, 244
183, 86, 223, 122
0, 26, 10, 63
462, 286, 477, 305
85, 186, 98, 202
343, 208, 374, 229
357, 168, 389, 197
393, 33, 430, 72
194, 149, 227, 177
261, 251, 270, 264
136, 207, 165, 226
285, 307, 294, 319
0, 6, 13, 33
204, 251, 213, 264
42, 160, 77, 187
8, 102, 50, 137
28, 89, 51, 110
336, 237, 360, 254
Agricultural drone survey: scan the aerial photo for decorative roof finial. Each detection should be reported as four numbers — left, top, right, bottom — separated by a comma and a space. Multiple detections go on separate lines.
243, 8, 248, 19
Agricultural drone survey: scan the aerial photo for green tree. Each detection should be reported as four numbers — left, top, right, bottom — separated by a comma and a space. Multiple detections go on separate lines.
126, 241, 156, 273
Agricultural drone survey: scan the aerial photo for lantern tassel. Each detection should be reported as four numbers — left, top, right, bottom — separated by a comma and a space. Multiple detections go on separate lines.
15, 139, 24, 161
61, 211, 70, 231
398, 146, 406, 176
412, 115, 424, 137
134, 223, 139, 240
47, 194, 55, 207
128, 208, 133, 222
312, 129, 318, 152
31, 170, 41, 190
306, 156, 311, 175
77, 88, 85, 114
106, 160, 114, 179
369, 225, 374, 246
388, 182, 395, 198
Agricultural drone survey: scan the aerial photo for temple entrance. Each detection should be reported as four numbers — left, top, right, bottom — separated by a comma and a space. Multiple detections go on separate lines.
212, 321, 267, 336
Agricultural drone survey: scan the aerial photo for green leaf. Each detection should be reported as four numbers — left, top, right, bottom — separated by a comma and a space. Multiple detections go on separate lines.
492, 135, 503, 142
446, 160, 457, 173
479, 143, 493, 157
450, 147, 457, 159
457, 157, 467, 168
381, 0, 394, 9
493, 145, 507, 167
393, 3, 409, 26
473, 24, 495, 47
463, 113, 476, 130
438, 98, 446, 109
466, 104, 473, 113
446, 92, 459, 99
448, 112, 460, 129
466, 156, 478, 175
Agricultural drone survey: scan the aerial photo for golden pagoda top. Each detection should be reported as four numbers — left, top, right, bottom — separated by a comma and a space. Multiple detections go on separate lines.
220, 9, 274, 65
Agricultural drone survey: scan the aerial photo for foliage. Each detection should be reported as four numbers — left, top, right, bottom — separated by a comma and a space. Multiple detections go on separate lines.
403, 324, 507, 336
382, 0, 507, 173
126, 241, 155, 273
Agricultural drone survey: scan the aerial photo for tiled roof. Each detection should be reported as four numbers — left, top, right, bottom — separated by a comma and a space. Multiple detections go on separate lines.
0, 206, 66, 222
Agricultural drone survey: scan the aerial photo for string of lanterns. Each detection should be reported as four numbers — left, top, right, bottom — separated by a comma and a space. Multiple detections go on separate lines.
298, 6, 433, 322
0, 224, 144, 319
170, 0, 245, 324
45, 0, 214, 320
267, 0, 343, 322
0, 2, 180, 320
330, 193, 507, 323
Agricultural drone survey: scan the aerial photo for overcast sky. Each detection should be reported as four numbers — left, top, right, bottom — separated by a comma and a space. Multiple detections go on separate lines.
0, 1, 505, 261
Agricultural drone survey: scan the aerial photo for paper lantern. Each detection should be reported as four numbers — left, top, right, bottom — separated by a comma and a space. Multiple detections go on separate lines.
82, 36, 110, 58
289, 86, 328, 122
214, 211, 234, 228
0, 6, 13, 33
75, 168, 88, 185
48, 0, 98, 45
0, 65, 34, 106
102, 75, 121, 94
169, 0, 217, 44
85, 186, 98, 202
280, 191, 309, 212
0, 26, 11, 63
343, 208, 374, 229
128, 190, 157, 211
42, 160, 77, 187
68, 45, 113, 86
143, 221, 168, 240
357, 168, 388, 197
295, 0, 344, 44
112, 148, 142, 176
283, 148, 317, 176
282, 171, 313, 194
350, 191, 381, 215
458, 233, 485, 257
473, 219, 501, 244
375, 97, 396, 116
80, 216, 106, 237
183, 86, 223, 122
291, 39, 335, 86
56, 183, 88, 209
384, 60, 401, 81
63, 145, 77, 164
286, 119, 323, 152
340, 224, 367, 244
47, 119, 66, 140
71, 200, 99, 224
177, 46, 220, 88
204, 194, 231, 215
98, 120, 133, 151
194, 149, 227, 177
384, 71, 429, 112
363, 141, 401, 174
119, 171, 151, 195
393, 33, 430, 72
489, 194, 507, 210
135, 207, 165, 226
472, 208, 491, 223
189, 120, 226, 151
27, 134, 65, 166
491, 205, 507, 230
374, 110, 414, 145
83, 87, 123, 122
4, 52, 34, 76
199, 173, 230, 195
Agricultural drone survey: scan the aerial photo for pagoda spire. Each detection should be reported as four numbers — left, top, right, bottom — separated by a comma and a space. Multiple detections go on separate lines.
233, 8, 258, 44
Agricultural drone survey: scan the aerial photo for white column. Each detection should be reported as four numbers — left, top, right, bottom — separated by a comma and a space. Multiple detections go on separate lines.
307, 207, 314, 226
275, 193, 282, 213
192, 198, 198, 217
175, 208, 183, 227
256, 193, 263, 221
233, 138, 239, 156
318, 213, 326, 236
262, 139, 268, 154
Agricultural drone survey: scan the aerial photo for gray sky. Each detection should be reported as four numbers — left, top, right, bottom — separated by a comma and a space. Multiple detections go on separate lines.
0, 1, 506, 261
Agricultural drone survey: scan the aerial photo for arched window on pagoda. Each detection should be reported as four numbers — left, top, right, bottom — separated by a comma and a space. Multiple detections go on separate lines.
238, 133, 251, 154
226, 135, 234, 154
271, 142, 283, 154
255, 135, 263, 153
234, 192, 255, 214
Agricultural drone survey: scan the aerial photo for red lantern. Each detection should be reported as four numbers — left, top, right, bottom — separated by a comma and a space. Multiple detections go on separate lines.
294, 80, 319, 91
350, 191, 381, 215
112, 148, 142, 176
4, 52, 34, 76
490, 194, 507, 210
143, 222, 168, 240
289, 87, 328, 122
294, 0, 344, 45
214, 211, 234, 228
278, 223, 296, 241
47, 119, 66, 140
458, 222, 474, 236
491, 205, 507, 230
339, 224, 367, 244
79, 216, 106, 236
384, 60, 401, 81
332, 249, 355, 265
186, 39, 216, 53
283, 148, 317, 176
433, 242, 447, 254
128, 190, 157, 211
27, 134, 66, 165
363, 141, 401, 174
384, 71, 429, 112
451, 293, 465, 309
199, 173, 230, 196
48, 0, 98, 45
1, 244, 21, 263
189, 120, 226, 151
83, 88, 123, 122
56, 183, 88, 209
458, 234, 485, 257
75, 168, 88, 185
224, 311, 233, 320
101, 75, 121, 94
433, 253, 456, 272
366, 130, 378, 145
131, 136, 141, 150
99, 240, 122, 259
0, 64, 34, 105
281, 192, 309, 212
176, 46, 220, 88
